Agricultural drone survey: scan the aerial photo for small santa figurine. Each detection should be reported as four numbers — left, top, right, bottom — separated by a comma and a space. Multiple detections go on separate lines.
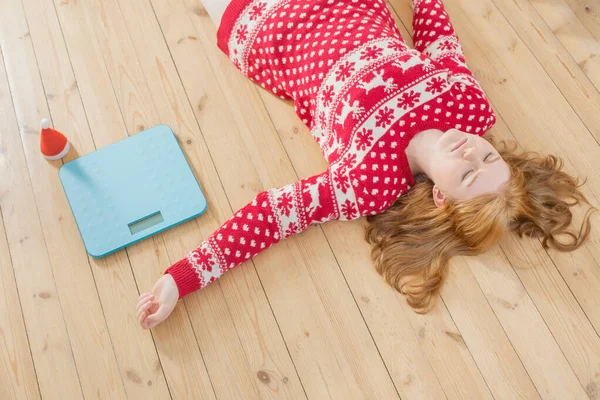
40, 118, 70, 160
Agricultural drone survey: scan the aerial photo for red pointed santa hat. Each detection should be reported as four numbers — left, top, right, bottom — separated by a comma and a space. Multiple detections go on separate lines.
40, 118, 70, 160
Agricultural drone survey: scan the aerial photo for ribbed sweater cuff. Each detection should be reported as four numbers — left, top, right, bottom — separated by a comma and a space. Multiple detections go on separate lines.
165, 258, 200, 299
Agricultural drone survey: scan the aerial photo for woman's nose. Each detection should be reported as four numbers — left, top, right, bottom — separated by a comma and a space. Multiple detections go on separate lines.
462, 146, 475, 159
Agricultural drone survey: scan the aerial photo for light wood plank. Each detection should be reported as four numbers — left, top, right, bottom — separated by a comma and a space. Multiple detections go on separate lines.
562, 0, 600, 44
468, 246, 591, 399
155, 0, 406, 398
501, 233, 600, 398
38, 0, 174, 397
82, 0, 306, 397
0, 189, 39, 399
438, 257, 541, 399
490, 0, 600, 145
0, 19, 83, 399
528, 0, 600, 93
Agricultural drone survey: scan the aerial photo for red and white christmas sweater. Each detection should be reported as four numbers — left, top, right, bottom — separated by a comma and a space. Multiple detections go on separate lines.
166, 0, 496, 297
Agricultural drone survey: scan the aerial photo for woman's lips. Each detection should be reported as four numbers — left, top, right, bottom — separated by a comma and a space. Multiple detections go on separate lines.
452, 137, 467, 152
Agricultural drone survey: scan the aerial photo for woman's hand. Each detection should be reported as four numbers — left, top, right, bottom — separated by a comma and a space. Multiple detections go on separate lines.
136, 274, 179, 330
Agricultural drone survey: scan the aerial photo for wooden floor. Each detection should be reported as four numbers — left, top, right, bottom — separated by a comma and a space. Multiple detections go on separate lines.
1, 0, 600, 398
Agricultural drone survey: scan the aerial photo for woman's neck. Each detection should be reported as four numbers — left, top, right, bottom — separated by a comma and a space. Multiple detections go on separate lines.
405, 129, 444, 176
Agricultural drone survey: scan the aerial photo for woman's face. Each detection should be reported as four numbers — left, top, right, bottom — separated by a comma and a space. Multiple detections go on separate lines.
427, 129, 511, 206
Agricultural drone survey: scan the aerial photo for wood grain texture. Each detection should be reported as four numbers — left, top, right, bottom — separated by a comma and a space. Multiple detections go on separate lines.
561, 0, 600, 44
528, 0, 600, 93
0, 166, 40, 400
0, 38, 83, 400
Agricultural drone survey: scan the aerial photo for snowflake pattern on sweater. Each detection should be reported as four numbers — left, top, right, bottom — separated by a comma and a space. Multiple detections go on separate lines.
166, 0, 496, 297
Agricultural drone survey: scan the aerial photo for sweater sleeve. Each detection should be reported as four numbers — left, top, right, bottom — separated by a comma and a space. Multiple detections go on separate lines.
165, 169, 338, 298
412, 0, 493, 108
412, 0, 474, 78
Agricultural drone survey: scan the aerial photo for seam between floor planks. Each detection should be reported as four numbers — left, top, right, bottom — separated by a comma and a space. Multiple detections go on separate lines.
526, 0, 600, 94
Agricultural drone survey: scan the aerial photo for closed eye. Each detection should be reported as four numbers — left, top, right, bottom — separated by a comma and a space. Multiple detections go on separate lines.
462, 170, 473, 181
462, 153, 497, 182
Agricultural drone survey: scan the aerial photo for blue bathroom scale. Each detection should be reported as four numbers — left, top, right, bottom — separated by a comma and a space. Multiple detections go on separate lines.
59, 125, 207, 257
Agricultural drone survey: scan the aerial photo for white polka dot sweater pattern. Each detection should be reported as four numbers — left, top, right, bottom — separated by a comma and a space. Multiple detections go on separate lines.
166, 0, 496, 297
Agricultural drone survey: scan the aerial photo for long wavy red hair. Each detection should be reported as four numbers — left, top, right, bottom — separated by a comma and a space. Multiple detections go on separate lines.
364, 137, 595, 313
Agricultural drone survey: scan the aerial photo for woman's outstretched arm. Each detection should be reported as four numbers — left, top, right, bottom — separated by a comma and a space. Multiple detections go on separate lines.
412, 0, 495, 127
165, 169, 338, 297
412, 0, 473, 78
137, 168, 340, 328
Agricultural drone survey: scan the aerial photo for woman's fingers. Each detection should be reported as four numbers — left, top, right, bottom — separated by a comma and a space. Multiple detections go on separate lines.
136, 299, 153, 319
144, 314, 162, 330
136, 293, 154, 309
140, 313, 154, 330
137, 292, 151, 302
139, 310, 149, 324
139, 305, 155, 328
137, 293, 154, 305
142, 304, 170, 329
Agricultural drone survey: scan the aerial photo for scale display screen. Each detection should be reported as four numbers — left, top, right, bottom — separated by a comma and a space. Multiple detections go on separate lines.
128, 211, 164, 235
